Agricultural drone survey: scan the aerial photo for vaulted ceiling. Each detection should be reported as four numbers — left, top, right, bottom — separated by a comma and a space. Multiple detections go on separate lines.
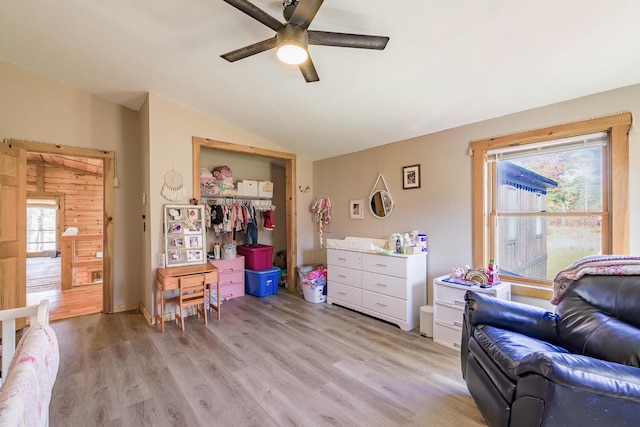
2, 1, 640, 161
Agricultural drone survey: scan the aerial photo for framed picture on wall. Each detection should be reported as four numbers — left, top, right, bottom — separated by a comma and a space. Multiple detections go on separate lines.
163, 204, 206, 267
350, 199, 364, 220
402, 164, 421, 189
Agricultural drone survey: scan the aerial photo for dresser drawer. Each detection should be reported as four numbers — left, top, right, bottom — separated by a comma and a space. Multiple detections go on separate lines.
327, 249, 361, 269
219, 282, 244, 300
361, 253, 407, 278
328, 265, 361, 287
361, 271, 406, 299
210, 256, 245, 275
434, 323, 463, 350
362, 291, 406, 320
328, 281, 362, 305
434, 303, 464, 328
434, 284, 467, 308
217, 270, 243, 287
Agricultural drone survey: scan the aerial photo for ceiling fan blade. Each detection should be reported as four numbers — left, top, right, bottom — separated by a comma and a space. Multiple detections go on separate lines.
288, 0, 324, 29
221, 38, 277, 62
309, 31, 389, 50
223, 0, 284, 32
299, 56, 319, 83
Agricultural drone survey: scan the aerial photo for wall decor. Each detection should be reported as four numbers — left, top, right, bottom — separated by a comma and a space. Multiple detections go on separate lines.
402, 164, 421, 189
163, 204, 206, 267
350, 199, 364, 220
369, 173, 394, 219
161, 169, 185, 201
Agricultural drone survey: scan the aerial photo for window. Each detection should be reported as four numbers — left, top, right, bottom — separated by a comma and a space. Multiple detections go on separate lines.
471, 113, 631, 298
27, 200, 58, 254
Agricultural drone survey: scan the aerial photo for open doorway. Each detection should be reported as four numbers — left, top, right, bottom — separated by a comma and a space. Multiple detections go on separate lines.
26, 196, 62, 293
23, 151, 106, 320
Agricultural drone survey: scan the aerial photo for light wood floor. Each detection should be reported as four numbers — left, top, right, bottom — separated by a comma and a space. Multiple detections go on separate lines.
27, 256, 61, 293
49, 289, 486, 427
27, 256, 103, 322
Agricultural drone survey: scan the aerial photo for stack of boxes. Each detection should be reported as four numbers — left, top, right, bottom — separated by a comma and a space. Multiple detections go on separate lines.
238, 244, 280, 297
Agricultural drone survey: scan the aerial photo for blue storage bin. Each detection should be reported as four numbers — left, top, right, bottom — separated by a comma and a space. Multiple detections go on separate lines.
245, 266, 281, 297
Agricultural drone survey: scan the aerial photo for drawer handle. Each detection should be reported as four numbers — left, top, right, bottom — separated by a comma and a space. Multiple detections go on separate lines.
376, 302, 387, 307
453, 342, 461, 348
454, 300, 466, 307
222, 281, 237, 286
453, 321, 463, 327
338, 257, 347, 261
375, 283, 388, 287
338, 291, 347, 295
375, 263, 387, 267
338, 275, 347, 278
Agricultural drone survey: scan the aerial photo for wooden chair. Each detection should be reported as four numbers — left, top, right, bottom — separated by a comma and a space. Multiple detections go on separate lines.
174, 274, 208, 331
209, 280, 221, 321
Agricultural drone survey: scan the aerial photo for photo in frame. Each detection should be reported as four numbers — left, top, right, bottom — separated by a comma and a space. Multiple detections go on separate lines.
187, 250, 203, 262
188, 208, 199, 220
350, 199, 364, 220
170, 237, 184, 248
168, 250, 183, 262
402, 164, 421, 189
186, 235, 202, 249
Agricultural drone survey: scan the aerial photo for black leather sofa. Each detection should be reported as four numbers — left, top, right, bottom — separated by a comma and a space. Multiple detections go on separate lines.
461, 275, 640, 427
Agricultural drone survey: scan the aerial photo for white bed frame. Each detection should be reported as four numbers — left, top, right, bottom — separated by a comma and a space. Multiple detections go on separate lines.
0, 299, 49, 384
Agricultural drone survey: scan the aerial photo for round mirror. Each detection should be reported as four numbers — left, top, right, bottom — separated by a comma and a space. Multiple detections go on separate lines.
370, 190, 394, 219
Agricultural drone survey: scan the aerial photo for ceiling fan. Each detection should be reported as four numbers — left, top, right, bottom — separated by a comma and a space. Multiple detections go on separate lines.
221, 0, 390, 82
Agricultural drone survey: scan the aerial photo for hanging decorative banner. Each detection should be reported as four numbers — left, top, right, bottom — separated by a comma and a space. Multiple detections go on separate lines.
161, 169, 185, 201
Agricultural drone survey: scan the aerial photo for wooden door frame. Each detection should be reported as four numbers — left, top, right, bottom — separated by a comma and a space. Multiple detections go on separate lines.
192, 137, 298, 291
7, 140, 114, 313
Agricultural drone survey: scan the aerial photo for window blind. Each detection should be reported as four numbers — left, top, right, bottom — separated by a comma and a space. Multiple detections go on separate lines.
487, 131, 609, 162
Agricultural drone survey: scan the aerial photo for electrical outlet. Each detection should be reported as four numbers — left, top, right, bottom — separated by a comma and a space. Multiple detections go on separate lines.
96, 251, 103, 258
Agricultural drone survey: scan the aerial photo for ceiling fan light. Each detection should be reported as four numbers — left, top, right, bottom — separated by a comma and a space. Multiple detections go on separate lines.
277, 42, 308, 65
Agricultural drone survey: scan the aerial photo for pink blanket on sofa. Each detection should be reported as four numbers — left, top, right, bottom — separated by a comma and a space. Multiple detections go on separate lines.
551, 255, 640, 305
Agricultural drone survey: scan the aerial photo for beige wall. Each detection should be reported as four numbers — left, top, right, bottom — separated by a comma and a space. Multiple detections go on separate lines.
0, 60, 142, 309
314, 83, 640, 307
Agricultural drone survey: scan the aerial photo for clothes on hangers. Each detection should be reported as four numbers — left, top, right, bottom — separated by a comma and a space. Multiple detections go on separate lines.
311, 196, 331, 247
263, 207, 275, 230
204, 198, 275, 239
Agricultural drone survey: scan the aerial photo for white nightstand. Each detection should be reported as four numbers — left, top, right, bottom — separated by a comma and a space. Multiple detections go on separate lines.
433, 275, 511, 350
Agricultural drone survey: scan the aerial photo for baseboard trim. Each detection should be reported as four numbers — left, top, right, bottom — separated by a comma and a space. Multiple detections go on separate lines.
113, 303, 139, 313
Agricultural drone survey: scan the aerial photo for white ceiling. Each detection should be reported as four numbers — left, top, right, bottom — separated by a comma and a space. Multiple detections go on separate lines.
2, 1, 640, 161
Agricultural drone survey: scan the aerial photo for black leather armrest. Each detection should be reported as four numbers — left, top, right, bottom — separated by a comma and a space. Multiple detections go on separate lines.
464, 291, 558, 342
516, 352, 640, 400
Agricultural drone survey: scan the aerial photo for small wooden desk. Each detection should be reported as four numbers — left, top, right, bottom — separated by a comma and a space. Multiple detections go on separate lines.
156, 263, 220, 333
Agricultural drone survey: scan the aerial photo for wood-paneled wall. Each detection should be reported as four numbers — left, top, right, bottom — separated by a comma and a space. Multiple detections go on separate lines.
27, 161, 103, 286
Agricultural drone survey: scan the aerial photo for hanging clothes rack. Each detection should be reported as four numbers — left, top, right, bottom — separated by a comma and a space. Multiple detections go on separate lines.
202, 196, 273, 210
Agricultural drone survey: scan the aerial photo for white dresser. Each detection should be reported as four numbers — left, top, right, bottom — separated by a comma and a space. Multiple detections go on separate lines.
433, 275, 511, 350
327, 248, 427, 331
